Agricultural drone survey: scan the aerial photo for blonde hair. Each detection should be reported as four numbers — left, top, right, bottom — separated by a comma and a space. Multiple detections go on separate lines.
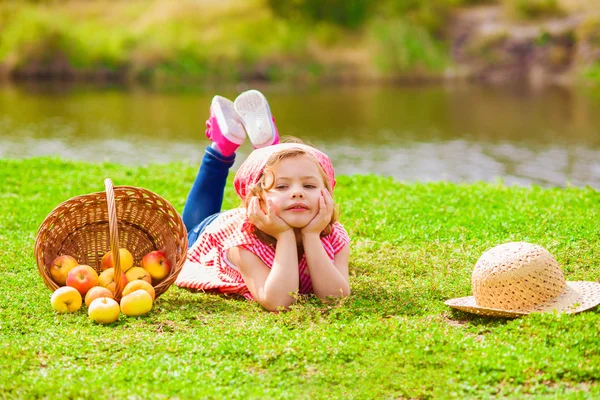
244, 147, 339, 246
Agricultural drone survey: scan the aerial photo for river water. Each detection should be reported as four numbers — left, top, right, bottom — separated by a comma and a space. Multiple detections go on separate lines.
1, 83, 600, 187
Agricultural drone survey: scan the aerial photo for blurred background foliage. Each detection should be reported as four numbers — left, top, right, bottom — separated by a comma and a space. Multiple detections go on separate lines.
0, 0, 598, 85
268, 0, 494, 33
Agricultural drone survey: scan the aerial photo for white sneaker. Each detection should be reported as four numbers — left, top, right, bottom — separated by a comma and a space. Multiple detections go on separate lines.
205, 96, 246, 156
233, 90, 280, 149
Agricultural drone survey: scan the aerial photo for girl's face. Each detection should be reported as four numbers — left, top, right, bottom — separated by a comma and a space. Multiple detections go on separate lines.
263, 154, 327, 228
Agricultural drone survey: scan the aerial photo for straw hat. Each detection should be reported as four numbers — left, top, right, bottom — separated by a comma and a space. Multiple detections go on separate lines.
445, 242, 600, 318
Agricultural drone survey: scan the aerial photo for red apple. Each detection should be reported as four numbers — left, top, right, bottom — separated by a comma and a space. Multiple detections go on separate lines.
88, 297, 120, 324
85, 286, 114, 307
66, 265, 99, 296
141, 251, 171, 281
50, 286, 82, 313
49, 255, 79, 286
101, 248, 134, 272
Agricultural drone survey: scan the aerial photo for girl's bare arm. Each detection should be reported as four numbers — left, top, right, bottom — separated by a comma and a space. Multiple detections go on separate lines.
229, 232, 299, 311
231, 197, 299, 311
301, 189, 350, 299
302, 237, 350, 299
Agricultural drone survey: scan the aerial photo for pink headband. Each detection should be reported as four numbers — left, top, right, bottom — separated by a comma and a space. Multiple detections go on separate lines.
234, 143, 336, 200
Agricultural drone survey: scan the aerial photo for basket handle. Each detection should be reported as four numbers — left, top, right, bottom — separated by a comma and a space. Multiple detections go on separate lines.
104, 178, 124, 298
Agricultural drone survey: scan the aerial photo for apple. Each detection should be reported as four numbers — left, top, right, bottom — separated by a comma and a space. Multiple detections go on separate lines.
122, 280, 155, 301
141, 251, 171, 281
66, 265, 99, 296
88, 297, 120, 324
84, 286, 114, 307
101, 248, 134, 273
125, 267, 152, 284
120, 289, 153, 317
98, 268, 128, 294
49, 255, 79, 286
50, 286, 83, 313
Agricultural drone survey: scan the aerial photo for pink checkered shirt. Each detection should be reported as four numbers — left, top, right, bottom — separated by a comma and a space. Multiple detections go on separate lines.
175, 208, 350, 300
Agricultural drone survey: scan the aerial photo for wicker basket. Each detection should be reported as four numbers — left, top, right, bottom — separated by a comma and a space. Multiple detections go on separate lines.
35, 178, 188, 300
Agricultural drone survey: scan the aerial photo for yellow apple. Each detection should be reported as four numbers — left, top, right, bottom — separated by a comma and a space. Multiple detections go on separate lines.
125, 266, 152, 284
88, 297, 120, 324
122, 280, 155, 301
141, 251, 171, 281
101, 248, 134, 273
50, 286, 82, 313
98, 267, 128, 294
49, 255, 79, 286
84, 286, 114, 307
66, 265, 99, 296
120, 289, 153, 317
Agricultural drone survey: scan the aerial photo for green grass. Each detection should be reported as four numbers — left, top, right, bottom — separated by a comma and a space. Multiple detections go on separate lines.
2, 157, 600, 398
367, 18, 450, 76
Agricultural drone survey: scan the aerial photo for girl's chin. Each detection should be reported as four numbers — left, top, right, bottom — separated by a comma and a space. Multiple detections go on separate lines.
282, 217, 313, 229
286, 221, 309, 229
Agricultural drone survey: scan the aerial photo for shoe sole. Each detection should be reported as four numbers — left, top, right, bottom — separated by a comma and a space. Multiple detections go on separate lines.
234, 90, 276, 147
212, 96, 246, 145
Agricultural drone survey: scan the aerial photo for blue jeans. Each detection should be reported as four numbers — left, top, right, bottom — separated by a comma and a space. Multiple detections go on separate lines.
182, 146, 236, 248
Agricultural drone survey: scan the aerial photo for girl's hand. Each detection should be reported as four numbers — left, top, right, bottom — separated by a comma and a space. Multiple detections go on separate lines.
301, 189, 334, 236
247, 197, 291, 239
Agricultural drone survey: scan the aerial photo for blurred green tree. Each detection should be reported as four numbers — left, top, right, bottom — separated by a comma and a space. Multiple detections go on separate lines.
267, 0, 375, 28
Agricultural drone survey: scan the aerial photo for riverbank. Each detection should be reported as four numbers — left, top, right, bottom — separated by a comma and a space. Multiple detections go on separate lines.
1, 157, 600, 398
0, 1, 599, 87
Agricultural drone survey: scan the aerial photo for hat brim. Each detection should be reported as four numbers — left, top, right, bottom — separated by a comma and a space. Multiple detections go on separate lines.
444, 281, 600, 318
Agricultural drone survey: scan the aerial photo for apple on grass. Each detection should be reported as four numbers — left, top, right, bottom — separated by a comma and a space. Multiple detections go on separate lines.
85, 286, 114, 307
51, 286, 82, 313
66, 265, 99, 296
88, 297, 120, 324
101, 248, 134, 273
120, 289, 153, 317
141, 251, 171, 281
98, 268, 128, 294
49, 255, 79, 286
123, 280, 156, 301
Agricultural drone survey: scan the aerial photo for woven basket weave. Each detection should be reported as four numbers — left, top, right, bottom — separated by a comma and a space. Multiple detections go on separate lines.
35, 178, 188, 300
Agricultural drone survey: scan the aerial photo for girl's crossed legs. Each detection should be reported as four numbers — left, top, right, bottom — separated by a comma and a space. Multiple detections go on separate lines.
183, 90, 279, 248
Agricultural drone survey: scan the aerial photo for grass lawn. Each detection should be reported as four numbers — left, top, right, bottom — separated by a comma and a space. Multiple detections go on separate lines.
1, 157, 600, 399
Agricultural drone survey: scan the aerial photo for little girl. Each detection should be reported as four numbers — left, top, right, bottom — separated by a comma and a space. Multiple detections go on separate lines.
175, 90, 351, 311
